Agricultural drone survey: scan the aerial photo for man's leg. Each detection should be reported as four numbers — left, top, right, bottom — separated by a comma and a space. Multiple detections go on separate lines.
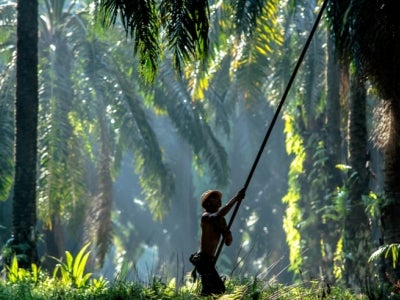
193, 253, 226, 296
199, 266, 225, 295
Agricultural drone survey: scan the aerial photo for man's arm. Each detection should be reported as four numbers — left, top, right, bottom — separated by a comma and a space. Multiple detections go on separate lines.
218, 188, 245, 217
223, 229, 233, 246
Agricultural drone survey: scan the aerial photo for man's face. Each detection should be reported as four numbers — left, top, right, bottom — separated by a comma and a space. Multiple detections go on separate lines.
207, 196, 221, 212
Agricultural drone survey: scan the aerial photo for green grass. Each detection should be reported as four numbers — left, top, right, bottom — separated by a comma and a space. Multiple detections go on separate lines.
0, 245, 368, 299
0, 271, 367, 300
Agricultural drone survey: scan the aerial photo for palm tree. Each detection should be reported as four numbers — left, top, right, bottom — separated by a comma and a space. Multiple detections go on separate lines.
342, 69, 371, 289
96, 0, 266, 83
10, 0, 39, 268
328, 0, 400, 285
97, 0, 209, 81
37, 0, 79, 267
1, 0, 227, 270
267, 0, 345, 281
35, 0, 227, 267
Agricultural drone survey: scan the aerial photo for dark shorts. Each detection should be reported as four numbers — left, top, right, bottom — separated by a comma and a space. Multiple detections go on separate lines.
190, 252, 226, 296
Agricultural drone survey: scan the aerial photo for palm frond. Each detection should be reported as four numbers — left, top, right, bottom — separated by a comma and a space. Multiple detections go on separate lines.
0, 1, 16, 27
234, 0, 282, 103
37, 4, 91, 230
369, 244, 400, 269
0, 61, 15, 201
113, 72, 175, 220
156, 62, 230, 187
98, 0, 160, 83
83, 39, 177, 219
232, 0, 264, 36
161, 0, 209, 72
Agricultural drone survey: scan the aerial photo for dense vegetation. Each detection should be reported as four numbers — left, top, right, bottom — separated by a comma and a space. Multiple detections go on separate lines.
0, 278, 365, 300
1, 0, 400, 298
0, 245, 365, 299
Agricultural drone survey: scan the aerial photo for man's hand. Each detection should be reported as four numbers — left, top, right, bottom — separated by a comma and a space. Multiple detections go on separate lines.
219, 188, 246, 217
235, 188, 246, 202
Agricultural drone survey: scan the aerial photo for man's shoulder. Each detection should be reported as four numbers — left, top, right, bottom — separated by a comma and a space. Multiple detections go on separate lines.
201, 211, 222, 222
201, 211, 212, 219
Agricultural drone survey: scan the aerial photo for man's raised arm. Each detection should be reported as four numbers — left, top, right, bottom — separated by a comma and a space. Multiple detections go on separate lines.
218, 188, 246, 217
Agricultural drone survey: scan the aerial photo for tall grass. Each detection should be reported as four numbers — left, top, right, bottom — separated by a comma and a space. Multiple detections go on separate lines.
0, 244, 367, 299
0, 270, 367, 299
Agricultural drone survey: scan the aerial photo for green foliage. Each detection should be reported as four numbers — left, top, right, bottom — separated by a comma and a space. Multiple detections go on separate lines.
282, 113, 305, 272
6, 256, 39, 285
51, 243, 92, 288
327, 0, 400, 99
0, 270, 368, 299
98, 0, 161, 83
369, 244, 400, 269
362, 191, 383, 220
0, 1, 15, 202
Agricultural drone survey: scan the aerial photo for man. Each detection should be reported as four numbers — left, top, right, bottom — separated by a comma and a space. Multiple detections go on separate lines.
190, 188, 246, 296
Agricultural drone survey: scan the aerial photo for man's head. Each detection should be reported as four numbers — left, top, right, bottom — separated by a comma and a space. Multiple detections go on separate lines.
201, 190, 222, 211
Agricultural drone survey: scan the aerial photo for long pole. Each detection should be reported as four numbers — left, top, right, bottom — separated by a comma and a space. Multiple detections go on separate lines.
214, 0, 330, 263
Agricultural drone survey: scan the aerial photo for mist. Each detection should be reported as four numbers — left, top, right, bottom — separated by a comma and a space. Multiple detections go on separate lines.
0, 0, 391, 294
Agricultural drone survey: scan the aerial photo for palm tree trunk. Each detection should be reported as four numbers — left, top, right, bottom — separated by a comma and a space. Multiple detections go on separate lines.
11, 0, 39, 268
325, 35, 342, 173
96, 101, 113, 267
322, 34, 343, 282
343, 71, 371, 290
381, 99, 400, 282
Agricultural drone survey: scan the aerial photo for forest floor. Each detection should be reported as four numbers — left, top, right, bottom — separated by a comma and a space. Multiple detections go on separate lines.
0, 274, 369, 299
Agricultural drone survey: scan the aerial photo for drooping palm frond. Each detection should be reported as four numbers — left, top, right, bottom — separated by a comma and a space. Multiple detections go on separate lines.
98, 0, 160, 83
298, 1, 327, 119
112, 67, 175, 220
183, 0, 281, 119
81, 34, 176, 221
96, 0, 269, 82
160, 0, 209, 71
0, 2, 17, 202
35, 3, 96, 269
74, 38, 118, 264
267, 0, 325, 108
232, 0, 264, 36
37, 0, 88, 230
155, 62, 230, 187
0, 62, 15, 202
233, 0, 282, 103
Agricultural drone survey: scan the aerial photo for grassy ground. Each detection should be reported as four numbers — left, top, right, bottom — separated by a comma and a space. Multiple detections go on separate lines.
0, 272, 367, 300
0, 246, 368, 299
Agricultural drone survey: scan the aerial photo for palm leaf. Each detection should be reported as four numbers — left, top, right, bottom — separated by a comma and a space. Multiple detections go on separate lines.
0, 3, 17, 202
156, 62, 230, 186
232, 0, 264, 36
113, 69, 175, 219
161, 0, 209, 72
98, 0, 161, 83
369, 244, 400, 269
0, 62, 15, 201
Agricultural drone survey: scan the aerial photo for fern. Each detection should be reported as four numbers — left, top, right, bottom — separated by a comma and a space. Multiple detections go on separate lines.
52, 243, 92, 288
369, 244, 400, 269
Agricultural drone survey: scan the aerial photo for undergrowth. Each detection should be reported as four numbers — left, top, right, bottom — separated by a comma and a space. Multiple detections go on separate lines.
0, 244, 367, 299
0, 271, 367, 300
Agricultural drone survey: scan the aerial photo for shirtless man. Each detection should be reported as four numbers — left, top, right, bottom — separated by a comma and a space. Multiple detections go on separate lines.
190, 188, 245, 296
